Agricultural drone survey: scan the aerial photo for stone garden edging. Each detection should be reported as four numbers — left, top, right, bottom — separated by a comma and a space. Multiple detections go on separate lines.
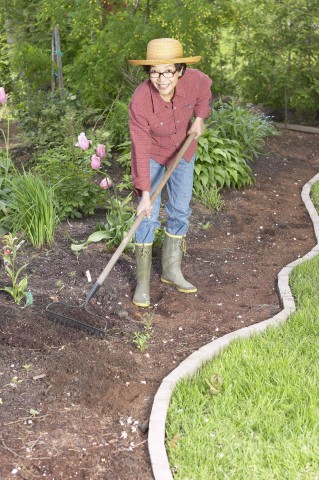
147, 172, 319, 480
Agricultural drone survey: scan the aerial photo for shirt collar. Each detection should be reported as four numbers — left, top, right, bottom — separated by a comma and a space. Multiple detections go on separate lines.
149, 76, 186, 113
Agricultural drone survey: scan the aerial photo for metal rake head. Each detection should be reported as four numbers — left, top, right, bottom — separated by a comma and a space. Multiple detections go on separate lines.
45, 300, 108, 338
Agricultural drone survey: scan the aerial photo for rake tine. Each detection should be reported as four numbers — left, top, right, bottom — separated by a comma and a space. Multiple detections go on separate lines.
45, 301, 107, 338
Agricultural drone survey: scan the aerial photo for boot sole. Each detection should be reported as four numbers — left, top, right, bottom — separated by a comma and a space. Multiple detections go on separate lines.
132, 300, 150, 308
161, 278, 197, 293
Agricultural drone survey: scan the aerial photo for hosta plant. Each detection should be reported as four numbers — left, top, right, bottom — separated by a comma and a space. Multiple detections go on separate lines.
194, 128, 254, 193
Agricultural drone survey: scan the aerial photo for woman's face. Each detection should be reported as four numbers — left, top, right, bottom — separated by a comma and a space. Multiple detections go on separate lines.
149, 64, 181, 102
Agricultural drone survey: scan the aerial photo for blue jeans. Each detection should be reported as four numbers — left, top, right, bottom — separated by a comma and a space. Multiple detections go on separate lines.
135, 155, 195, 244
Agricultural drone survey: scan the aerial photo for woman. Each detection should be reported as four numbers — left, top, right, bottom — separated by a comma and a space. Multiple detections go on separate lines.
128, 38, 212, 307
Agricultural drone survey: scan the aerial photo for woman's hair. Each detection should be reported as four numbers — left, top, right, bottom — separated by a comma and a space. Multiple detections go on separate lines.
143, 63, 187, 76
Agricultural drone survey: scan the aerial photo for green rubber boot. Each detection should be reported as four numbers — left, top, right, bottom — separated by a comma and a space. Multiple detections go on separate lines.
133, 243, 152, 307
161, 232, 197, 293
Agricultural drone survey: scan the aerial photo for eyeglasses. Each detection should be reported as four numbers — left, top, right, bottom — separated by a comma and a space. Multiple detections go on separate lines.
149, 70, 177, 79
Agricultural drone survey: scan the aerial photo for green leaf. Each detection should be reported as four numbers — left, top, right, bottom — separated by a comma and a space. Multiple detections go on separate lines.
18, 276, 28, 291
15, 263, 28, 279
0, 286, 14, 296
29, 408, 40, 416
228, 168, 238, 182
194, 164, 202, 175
71, 243, 87, 252
25, 291, 33, 306
212, 148, 228, 159
4, 266, 13, 277
86, 230, 111, 243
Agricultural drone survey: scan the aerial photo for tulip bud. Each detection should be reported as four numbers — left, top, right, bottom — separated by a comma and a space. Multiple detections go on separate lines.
91, 154, 101, 170
0, 87, 8, 105
100, 177, 113, 190
75, 132, 92, 150
96, 144, 106, 159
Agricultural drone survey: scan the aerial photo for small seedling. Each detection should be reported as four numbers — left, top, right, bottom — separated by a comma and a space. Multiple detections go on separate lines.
22, 363, 32, 374
55, 279, 64, 293
67, 270, 77, 284
9, 376, 23, 388
199, 221, 212, 231
0, 233, 29, 305
133, 314, 153, 352
29, 408, 40, 416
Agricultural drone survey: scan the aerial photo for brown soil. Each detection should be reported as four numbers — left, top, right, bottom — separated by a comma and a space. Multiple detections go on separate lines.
1, 130, 319, 479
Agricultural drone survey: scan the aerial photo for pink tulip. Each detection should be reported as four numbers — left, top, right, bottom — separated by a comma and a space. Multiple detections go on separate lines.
96, 144, 106, 159
91, 154, 101, 170
0, 87, 8, 105
75, 132, 92, 150
100, 177, 113, 190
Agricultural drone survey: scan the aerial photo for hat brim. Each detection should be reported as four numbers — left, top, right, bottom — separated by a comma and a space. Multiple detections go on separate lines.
128, 56, 202, 66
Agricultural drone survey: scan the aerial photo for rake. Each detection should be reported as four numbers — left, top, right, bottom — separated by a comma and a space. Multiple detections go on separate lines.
45, 133, 196, 337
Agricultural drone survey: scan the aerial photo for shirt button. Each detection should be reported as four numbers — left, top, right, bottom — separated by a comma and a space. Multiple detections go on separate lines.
176, 120, 180, 123
176, 142, 179, 146
173, 106, 177, 110
160, 122, 164, 125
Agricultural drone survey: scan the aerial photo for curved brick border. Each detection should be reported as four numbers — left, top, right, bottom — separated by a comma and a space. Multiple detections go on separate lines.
148, 172, 319, 480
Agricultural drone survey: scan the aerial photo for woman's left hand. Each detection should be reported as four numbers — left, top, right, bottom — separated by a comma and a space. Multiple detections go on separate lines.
188, 117, 205, 139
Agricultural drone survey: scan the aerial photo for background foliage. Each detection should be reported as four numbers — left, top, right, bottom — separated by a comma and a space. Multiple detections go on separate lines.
0, 0, 316, 240
0, 0, 318, 123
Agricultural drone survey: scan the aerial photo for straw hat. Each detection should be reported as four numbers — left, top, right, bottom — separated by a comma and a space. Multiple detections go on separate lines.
128, 38, 201, 66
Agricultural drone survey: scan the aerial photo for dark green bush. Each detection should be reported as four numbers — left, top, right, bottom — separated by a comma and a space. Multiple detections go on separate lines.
34, 147, 106, 220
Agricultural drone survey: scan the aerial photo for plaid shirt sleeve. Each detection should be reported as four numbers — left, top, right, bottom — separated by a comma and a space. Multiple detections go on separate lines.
129, 92, 152, 195
194, 70, 212, 119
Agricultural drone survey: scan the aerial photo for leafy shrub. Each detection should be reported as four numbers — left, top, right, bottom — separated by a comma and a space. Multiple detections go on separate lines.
34, 147, 106, 220
153, 226, 166, 251
71, 190, 135, 253
0, 31, 10, 90
194, 129, 254, 191
114, 140, 134, 192
1, 170, 58, 247
105, 99, 130, 146
208, 99, 278, 158
194, 100, 277, 194
11, 43, 52, 94
95, 192, 135, 251
14, 91, 92, 151
63, 12, 150, 108
116, 140, 132, 174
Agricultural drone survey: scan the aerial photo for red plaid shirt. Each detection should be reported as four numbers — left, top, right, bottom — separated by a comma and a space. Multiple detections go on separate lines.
129, 68, 212, 195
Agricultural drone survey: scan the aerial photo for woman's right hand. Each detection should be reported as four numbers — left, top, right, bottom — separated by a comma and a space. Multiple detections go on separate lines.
137, 191, 152, 218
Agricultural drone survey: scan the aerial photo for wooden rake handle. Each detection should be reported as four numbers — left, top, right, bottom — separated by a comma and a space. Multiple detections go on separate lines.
91, 132, 196, 294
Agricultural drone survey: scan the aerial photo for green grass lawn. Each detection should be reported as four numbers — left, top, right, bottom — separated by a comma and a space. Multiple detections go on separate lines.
166, 255, 319, 479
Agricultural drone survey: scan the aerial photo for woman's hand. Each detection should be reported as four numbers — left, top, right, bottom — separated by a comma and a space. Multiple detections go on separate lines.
188, 117, 205, 139
137, 191, 152, 218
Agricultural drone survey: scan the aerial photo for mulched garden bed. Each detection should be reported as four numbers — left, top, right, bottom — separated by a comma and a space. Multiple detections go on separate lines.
1, 130, 319, 479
